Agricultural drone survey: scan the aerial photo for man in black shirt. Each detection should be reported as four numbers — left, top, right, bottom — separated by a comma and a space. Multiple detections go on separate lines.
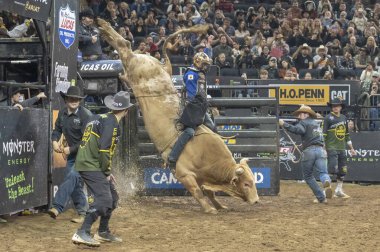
293, 44, 313, 70
78, 8, 105, 61
279, 105, 332, 203
48, 86, 92, 223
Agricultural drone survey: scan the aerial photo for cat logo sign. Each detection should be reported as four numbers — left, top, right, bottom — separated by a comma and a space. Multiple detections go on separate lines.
270, 85, 330, 105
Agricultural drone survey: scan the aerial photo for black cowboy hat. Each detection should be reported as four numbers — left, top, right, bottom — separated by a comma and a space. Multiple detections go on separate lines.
60, 86, 86, 99
104, 91, 134, 111
327, 97, 345, 108
79, 8, 95, 20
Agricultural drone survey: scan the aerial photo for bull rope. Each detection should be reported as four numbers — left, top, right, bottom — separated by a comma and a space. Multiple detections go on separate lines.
281, 126, 303, 164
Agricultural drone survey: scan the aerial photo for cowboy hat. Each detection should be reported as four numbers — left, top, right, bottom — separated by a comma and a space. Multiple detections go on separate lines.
327, 97, 345, 108
79, 8, 95, 20
104, 91, 134, 111
60, 86, 86, 99
301, 43, 311, 50
292, 105, 317, 118
316, 45, 327, 53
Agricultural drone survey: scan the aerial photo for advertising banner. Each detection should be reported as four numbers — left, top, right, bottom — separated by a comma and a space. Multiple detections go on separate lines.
50, 0, 78, 107
144, 167, 272, 190
279, 130, 380, 182
269, 84, 350, 105
1, 0, 52, 22
0, 108, 49, 215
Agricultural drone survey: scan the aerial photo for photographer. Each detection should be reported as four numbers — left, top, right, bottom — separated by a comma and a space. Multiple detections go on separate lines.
313, 45, 330, 69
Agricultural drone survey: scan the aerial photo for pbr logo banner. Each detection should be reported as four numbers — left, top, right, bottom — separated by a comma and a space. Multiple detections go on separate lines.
58, 4, 76, 49
1, 0, 52, 22
50, 0, 78, 108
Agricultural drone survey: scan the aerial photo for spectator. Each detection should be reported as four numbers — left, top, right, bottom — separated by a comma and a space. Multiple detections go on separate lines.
145, 9, 159, 27
231, 41, 241, 65
150, 0, 166, 18
78, 8, 105, 61
134, 40, 148, 54
233, 9, 247, 28
360, 62, 377, 93
278, 58, 298, 79
266, 10, 280, 29
235, 21, 250, 39
287, 0, 303, 19
265, 57, 280, 79
150, 49, 163, 62
7, 18, 34, 38
215, 53, 232, 69
252, 45, 271, 69
131, 0, 149, 18
369, 73, 380, 130
324, 24, 342, 44
272, 1, 287, 20
146, 35, 159, 53
117, 26, 133, 44
212, 34, 233, 63
364, 36, 379, 61
214, 9, 225, 28
321, 58, 338, 80
193, 9, 209, 25
313, 45, 330, 69
284, 69, 298, 81
293, 43, 314, 70
271, 33, 290, 58
179, 37, 195, 64
355, 47, 372, 70
343, 35, 360, 56
318, 0, 333, 16
108, 8, 122, 29
99, 0, 116, 21
336, 51, 356, 79
304, 72, 313, 80
338, 11, 349, 30
167, 0, 183, 15
118, 2, 130, 21
307, 30, 324, 47
352, 8, 367, 33
132, 17, 147, 37
287, 25, 308, 47
261, 20, 273, 39
259, 69, 269, 80
10, 88, 47, 110
222, 18, 235, 38
236, 44, 253, 70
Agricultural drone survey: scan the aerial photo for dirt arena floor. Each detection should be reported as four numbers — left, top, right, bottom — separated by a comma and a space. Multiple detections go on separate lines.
0, 181, 379, 252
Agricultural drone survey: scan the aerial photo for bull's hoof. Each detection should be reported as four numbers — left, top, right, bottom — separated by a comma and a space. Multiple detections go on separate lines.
204, 207, 218, 214
216, 205, 228, 210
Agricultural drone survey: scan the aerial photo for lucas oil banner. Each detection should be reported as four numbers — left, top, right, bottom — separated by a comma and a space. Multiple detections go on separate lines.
269, 84, 350, 105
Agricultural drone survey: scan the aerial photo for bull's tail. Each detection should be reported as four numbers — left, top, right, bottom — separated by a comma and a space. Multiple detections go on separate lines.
162, 24, 210, 71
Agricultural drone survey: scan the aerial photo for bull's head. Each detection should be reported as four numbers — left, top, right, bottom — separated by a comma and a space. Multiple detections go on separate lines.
230, 158, 259, 204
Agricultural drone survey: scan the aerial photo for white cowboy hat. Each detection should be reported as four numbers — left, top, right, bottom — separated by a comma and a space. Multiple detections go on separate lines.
316, 45, 327, 53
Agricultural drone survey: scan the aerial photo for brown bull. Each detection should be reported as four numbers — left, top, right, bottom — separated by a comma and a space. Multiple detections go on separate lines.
97, 19, 259, 213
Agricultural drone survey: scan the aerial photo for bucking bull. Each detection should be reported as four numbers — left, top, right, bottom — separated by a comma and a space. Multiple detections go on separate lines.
97, 19, 259, 214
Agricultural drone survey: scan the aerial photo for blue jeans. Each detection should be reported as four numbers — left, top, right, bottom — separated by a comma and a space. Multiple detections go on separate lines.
53, 154, 88, 215
370, 107, 380, 131
301, 146, 331, 202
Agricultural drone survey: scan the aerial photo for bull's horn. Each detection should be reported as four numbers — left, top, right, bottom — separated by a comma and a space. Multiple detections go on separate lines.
235, 167, 244, 176
239, 158, 249, 165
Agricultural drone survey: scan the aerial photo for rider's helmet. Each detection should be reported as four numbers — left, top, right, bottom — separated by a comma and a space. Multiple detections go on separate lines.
193, 52, 212, 72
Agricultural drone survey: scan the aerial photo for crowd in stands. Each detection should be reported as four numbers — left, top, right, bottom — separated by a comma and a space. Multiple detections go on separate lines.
1, 0, 379, 130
